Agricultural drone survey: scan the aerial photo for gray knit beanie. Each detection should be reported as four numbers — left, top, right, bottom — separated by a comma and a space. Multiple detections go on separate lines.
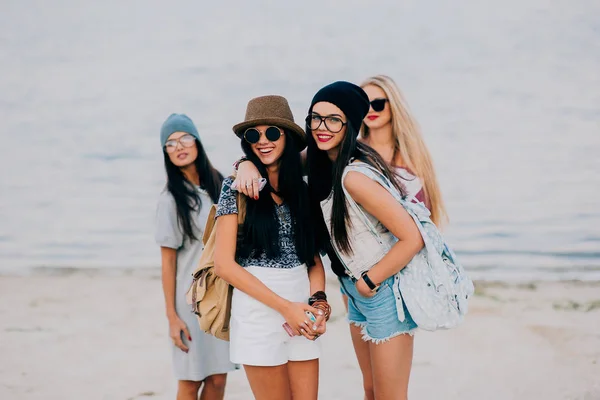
160, 113, 200, 147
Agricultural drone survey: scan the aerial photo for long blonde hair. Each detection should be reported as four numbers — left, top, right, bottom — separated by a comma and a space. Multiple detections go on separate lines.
360, 74, 448, 226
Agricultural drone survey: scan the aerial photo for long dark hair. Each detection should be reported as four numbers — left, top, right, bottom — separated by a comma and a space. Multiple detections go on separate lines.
307, 120, 406, 256
237, 130, 316, 266
163, 139, 224, 242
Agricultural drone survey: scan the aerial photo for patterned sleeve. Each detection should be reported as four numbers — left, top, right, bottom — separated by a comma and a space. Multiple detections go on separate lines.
154, 191, 183, 249
215, 177, 238, 218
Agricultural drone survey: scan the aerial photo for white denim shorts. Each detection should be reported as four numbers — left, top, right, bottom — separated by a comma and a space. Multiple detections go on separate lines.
230, 264, 321, 366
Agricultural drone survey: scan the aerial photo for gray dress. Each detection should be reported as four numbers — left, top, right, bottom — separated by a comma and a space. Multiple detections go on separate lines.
155, 186, 237, 381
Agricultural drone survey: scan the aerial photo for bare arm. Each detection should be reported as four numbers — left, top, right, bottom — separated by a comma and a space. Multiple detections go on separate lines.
214, 214, 320, 336
344, 171, 424, 292
233, 149, 308, 199
214, 214, 290, 313
307, 254, 327, 334
160, 247, 178, 320
308, 254, 325, 296
160, 247, 191, 352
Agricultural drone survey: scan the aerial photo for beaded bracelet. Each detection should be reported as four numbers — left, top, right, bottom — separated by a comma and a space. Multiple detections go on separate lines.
308, 290, 327, 306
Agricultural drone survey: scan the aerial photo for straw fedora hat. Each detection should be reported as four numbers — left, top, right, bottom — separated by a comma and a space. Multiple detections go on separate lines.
232, 95, 306, 151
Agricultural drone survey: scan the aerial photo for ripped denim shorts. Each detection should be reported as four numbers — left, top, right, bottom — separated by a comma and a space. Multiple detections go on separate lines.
340, 275, 417, 343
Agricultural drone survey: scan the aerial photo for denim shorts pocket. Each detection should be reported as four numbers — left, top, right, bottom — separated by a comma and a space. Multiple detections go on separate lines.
355, 281, 391, 301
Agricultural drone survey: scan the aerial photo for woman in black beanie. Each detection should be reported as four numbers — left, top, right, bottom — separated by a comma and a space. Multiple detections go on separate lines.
306, 81, 424, 400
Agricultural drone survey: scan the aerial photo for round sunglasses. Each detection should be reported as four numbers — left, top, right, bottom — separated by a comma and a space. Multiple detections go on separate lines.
369, 98, 388, 112
244, 126, 282, 144
164, 134, 196, 153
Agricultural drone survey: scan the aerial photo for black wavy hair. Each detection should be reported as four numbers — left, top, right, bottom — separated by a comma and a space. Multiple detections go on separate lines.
237, 130, 316, 266
163, 139, 224, 242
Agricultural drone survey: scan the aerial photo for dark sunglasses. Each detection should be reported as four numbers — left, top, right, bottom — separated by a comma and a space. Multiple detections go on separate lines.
369, 98, 388, 112
244, 126, 282, 144
164, 134, 196, 153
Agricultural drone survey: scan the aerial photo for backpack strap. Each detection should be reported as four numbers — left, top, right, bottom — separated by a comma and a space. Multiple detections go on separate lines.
346, 162, 431, 219
202, 193, 246, 246
341, 162, 433, 249
341, 170, 378, 239
341, 162, 402, 243
202, 205, 218, 246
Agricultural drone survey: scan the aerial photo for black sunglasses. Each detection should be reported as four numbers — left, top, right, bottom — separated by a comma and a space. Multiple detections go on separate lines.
244, 126, 282, 144
369, 98, 388, 112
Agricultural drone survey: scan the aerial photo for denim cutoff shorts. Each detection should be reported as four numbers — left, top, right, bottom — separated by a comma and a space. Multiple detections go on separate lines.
340, 275, 417, 343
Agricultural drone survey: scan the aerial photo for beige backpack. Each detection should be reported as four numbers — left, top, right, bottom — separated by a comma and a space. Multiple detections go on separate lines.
186, 193, 246, 341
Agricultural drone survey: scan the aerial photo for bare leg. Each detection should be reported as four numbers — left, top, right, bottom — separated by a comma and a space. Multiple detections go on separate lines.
244, 364, 292, 400
349, 324, 375, 400
176, 380, 202, 400
199, 373, 227, 400
288, 359, 319, 400
369, 334, 414, 400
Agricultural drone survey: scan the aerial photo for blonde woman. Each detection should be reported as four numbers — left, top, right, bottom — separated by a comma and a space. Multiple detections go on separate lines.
360, 74, 447, 227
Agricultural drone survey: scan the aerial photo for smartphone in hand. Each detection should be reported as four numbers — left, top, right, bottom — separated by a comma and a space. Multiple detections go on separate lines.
282, 311, 317, 337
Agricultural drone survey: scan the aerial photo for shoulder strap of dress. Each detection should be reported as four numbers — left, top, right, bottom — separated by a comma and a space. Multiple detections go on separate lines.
341, 162, 389, 239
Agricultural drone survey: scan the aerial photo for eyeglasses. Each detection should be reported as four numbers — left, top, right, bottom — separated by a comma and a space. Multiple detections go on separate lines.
306, 114, 346, 133
164, 134, 196, 153
369, 98, 388, 112
244, 126, 282, 144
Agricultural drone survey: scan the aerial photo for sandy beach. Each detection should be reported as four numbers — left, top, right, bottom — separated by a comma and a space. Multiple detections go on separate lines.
1, 270, 599, 400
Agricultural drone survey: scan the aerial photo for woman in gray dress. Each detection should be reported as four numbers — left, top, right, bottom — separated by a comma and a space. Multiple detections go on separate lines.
155, 113, 237, 400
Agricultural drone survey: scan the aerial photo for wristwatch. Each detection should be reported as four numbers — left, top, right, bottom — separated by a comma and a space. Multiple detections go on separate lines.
361, 272, 380, 293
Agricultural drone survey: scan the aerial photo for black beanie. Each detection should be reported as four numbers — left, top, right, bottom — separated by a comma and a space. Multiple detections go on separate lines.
309, 81, 370, 130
